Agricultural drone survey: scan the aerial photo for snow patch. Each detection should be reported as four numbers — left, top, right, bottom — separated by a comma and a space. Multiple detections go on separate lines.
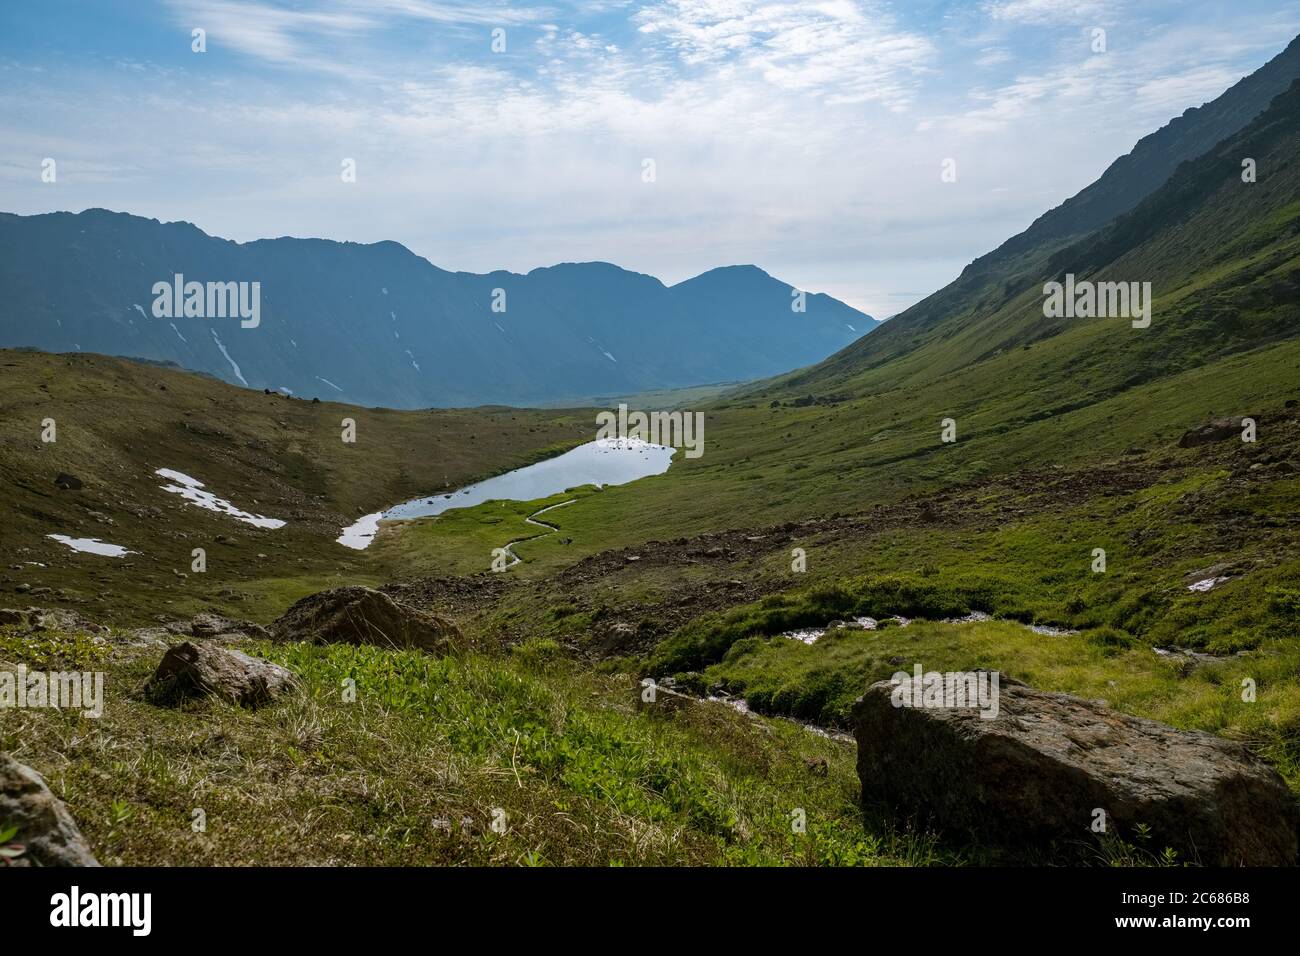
209, 329, 248, 386
155, 468, 285, 529
47, 534, 135, 557
337, 512, 383, 550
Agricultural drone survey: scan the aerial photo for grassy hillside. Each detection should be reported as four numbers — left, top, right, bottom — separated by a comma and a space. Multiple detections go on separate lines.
2, 622, 951, 867
0, 349, 590, 623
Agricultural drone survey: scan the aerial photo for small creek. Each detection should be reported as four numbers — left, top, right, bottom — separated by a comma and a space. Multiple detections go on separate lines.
500, 498, 577, 568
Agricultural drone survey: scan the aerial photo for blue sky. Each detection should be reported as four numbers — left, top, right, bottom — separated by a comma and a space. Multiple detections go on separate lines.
1, 0, 1297, 317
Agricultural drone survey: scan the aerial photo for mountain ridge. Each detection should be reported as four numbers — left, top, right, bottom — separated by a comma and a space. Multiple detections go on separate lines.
761, 34, 1300, 399
0, 208, 877, 408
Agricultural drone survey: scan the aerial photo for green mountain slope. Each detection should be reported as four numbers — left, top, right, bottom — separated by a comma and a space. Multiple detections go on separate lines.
780, 35, 1300, 393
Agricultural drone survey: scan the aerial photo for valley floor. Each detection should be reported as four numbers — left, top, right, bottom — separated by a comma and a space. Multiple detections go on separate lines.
3, 349, 1299, 865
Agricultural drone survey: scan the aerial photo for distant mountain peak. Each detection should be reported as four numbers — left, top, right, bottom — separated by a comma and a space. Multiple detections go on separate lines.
0, 207, 879, 407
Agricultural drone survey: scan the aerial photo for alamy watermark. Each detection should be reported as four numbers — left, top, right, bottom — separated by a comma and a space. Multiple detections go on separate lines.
50, 886, 150, 936
1042, 274, 1151, 329
151, 274, 260, 328
595, 403, 705, 458
890, 665, 1000, 719
1, 666, 104, 718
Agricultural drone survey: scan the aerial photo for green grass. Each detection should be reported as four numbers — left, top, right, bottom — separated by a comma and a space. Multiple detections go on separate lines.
693, 617, 1300, 789
371, 488, 602, 578
3, 627, 955, 866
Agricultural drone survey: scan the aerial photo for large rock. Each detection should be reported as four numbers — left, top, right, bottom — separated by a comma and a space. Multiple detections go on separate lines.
273, 586, 463, 654
144, 641, 297, 707
1178, 416, 1256, 448
853, 675, 1300, 865
0, 753, 99, 866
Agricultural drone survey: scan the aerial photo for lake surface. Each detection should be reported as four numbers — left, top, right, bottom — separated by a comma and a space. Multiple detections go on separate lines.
337, 437, 676, 550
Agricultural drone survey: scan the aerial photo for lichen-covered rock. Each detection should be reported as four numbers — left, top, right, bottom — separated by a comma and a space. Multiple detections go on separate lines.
144, 641, 297, 707
273, 586, 463, 654
0, 753, 99, 866
852, 676, 1300, 865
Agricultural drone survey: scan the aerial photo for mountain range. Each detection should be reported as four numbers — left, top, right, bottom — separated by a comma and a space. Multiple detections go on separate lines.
0, 210, 876, 408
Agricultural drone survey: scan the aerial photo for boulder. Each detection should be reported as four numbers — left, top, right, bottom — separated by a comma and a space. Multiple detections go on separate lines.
0, 753, 100, 866
144, 641, 297, 707
273, 586, 463, 654
593, 621, 640, 656
1177, 416, 1256, 448
852, 676, 1300, 865
53, 473, 83, 490
164, 611, 270, 641
0, 608, 30, 627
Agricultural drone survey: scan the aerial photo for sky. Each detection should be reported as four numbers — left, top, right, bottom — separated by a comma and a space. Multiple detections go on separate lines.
1, 1, 1297, 318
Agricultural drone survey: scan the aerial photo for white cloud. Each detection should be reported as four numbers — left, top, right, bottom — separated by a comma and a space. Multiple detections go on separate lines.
165, 0, 549, 73
985, 0, 1118, 26
2, 0, 1296, 319
634, 0, 935, 109
166, 1, 373, 67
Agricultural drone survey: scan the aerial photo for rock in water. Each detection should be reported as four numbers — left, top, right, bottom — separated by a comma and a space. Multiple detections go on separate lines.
273, 586, 463, 654
144, 641, 297, 707
0, 753, 100, 866
852, 676, 1300, 865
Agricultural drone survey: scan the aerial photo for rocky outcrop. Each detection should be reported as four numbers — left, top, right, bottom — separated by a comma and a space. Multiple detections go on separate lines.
0, 607, 105, 634
1178, 416, 1256, 448
273, 586, 463, 654
164, 612, 270, 642
0, 753, 99, 866
144, 641, 297, 708
852, 676, 1300, 865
